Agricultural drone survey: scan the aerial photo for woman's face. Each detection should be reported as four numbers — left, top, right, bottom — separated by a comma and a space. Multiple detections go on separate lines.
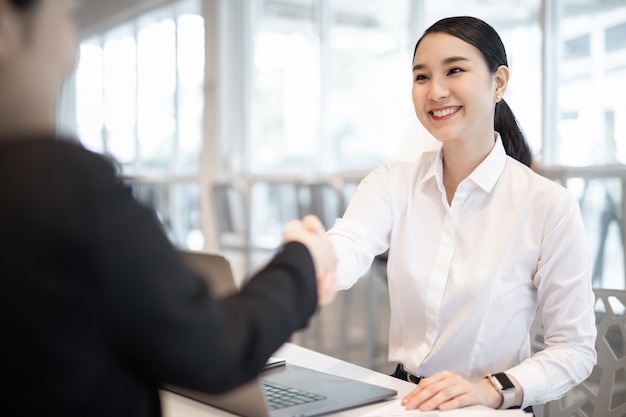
0, 0, 79, 114
411, 32, 506, 146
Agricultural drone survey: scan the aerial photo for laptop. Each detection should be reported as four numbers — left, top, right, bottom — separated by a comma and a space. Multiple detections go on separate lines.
165, 250, 397, 417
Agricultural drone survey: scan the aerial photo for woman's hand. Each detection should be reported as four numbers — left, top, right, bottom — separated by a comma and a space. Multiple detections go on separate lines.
283, 215, 337, 305
401, 371, 502, 411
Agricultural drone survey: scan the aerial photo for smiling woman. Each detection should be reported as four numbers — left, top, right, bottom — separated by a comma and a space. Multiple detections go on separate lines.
411, 16, 531, 169
326, 15, 596, 414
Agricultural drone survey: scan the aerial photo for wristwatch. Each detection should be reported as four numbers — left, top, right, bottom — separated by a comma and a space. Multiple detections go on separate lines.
488, 372, 516, 409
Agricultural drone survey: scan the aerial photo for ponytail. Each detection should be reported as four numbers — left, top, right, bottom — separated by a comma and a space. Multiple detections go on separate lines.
495, 99, 532, 167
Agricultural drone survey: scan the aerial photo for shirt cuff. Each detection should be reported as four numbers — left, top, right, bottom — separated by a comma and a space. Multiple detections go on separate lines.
506, 363, 548, 408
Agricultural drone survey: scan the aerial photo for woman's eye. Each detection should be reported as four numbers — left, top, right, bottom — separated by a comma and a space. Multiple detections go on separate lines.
415, 74, 429, 82
448, 67, 464, 75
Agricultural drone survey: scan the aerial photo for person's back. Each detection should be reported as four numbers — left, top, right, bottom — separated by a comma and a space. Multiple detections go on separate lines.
0, 137, 324, 416
1, 138, 164, 415
0, 1, 336, 415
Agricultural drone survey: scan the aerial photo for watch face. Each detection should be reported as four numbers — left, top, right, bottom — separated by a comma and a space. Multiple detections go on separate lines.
494, 373, 515, 390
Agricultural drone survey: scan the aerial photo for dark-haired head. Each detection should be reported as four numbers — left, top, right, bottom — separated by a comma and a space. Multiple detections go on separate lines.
413, 16, 532, 167
0, 0, 78, 139
9, 0, 40, 10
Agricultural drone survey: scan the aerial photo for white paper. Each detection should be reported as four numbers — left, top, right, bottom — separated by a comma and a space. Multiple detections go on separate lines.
359, 399, 529, 417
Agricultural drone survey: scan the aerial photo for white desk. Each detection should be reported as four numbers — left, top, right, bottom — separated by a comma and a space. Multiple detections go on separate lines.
161, 343, 493, 416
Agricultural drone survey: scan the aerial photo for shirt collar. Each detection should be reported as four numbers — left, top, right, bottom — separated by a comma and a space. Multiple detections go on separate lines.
420, 151, 439, 185
422, 133, 507, 193
467, 133, 507, 192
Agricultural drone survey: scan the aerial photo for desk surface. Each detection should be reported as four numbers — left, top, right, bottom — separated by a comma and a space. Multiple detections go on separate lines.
161, 343, 492, 416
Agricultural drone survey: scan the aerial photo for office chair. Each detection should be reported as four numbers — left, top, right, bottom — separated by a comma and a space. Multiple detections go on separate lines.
531, 288, 626, 417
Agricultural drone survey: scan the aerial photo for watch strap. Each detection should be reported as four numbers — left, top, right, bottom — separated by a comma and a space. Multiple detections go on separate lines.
488, 373, 516, 409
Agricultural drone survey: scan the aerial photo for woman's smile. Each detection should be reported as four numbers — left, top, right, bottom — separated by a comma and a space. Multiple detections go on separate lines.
429, 106, 462, 120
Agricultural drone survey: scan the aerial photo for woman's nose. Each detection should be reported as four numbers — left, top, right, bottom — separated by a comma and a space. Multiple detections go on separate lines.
428, 77, 449, 101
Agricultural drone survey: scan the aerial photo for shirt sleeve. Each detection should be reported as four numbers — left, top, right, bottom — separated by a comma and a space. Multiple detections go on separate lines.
327, 164, 394, 289
91, 165, 318, 394
507, 191, 597, 407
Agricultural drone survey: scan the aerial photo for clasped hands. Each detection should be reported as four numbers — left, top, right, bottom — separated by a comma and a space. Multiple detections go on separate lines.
283, 215, 337, 306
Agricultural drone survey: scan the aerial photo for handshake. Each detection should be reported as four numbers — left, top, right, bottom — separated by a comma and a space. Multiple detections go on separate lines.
283, 215, 337, 306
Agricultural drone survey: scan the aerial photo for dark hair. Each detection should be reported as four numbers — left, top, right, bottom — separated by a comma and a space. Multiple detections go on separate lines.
10, 0, 39, 10
413, 16, 532, 167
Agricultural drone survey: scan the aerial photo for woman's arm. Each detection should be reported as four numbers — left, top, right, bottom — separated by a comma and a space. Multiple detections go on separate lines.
508, 192, 597, 407
327, 165, 395, 289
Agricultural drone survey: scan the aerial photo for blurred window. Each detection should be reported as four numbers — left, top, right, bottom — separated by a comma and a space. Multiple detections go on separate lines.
556, 1, 626, 166
75, 0, 204, 175
73, 0, 204, 249
251, 0, 414, 173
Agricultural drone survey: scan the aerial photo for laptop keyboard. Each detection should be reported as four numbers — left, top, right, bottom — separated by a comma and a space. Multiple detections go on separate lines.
262, 381, 326, 410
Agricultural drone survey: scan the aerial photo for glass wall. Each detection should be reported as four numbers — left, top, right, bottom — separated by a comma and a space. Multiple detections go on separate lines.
557, 1, 626, 166
252, 0, 320, 172
328, 0, 414, 170
251, 0, 415, 173
74, 0, 204, 248
76, 0, 204, 175
553, 0, 626, 289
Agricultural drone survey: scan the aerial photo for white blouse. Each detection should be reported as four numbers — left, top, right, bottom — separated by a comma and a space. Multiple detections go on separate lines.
327, 135, 597, 407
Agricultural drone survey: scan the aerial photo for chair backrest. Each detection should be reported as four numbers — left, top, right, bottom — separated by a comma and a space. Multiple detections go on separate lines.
211, 182, 249, 238
297, 180, 345, 230
530, 288, 626, 417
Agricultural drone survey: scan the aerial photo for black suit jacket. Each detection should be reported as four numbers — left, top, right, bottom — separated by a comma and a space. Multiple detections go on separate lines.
0, 137, 318, 416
